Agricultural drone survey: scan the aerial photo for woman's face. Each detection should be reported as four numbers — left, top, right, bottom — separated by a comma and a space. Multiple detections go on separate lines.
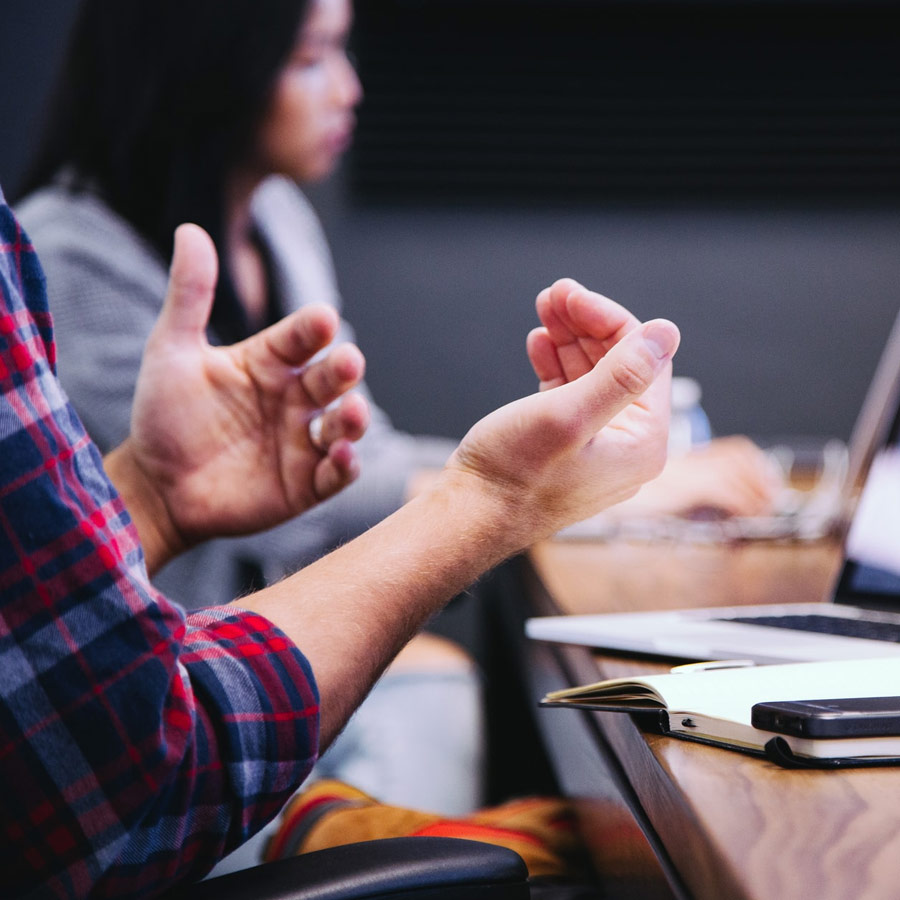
255, 0, 362, 183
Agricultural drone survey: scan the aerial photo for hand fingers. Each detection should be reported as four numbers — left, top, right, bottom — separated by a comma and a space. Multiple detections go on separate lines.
554, 318, 680, 436
559, 287, 641, 381
251, 303, 342, 371
526, 327, 566, 390
536, 279, 638, 343
303, 395, 368, 502
313, 438, 362, 500
535, 280, 642, 383
301, 342, 366, 408
536, 284, 599, 380
564, 285, 640, 344
155, 224, 219, 343
534, 279, 585, 343
312, 392, 370, 449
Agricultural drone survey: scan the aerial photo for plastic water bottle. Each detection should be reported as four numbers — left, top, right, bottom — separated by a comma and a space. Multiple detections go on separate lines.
669, 376, 712, 456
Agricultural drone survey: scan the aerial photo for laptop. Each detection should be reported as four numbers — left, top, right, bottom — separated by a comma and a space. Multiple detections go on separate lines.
526, 306, 900, 665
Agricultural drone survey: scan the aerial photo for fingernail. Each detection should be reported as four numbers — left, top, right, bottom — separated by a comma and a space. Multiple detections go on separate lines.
642, 321, 679, 360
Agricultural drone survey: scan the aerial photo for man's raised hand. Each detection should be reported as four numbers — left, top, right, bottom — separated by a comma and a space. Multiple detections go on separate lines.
120, 223, 369, 568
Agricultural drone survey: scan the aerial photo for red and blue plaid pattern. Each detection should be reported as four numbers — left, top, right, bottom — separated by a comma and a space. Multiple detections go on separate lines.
0, 189, 320, 899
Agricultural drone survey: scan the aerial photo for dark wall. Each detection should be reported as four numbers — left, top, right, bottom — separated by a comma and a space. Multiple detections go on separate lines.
3, 1, 900, 447
312, 177, 900, 443
323, 0, 900, 444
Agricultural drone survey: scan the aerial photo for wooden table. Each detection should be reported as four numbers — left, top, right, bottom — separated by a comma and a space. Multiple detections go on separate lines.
514, 536, 900, 900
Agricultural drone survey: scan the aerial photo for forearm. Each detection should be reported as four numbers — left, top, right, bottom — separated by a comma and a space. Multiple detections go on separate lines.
240, 469, 524, 747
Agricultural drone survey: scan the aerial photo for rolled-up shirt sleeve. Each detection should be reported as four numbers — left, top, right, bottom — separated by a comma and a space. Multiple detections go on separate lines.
0, 193, 319, 899
96, 607, 319, 898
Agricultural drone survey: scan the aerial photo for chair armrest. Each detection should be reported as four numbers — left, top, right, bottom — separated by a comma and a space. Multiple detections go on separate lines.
164, 836, 529, 900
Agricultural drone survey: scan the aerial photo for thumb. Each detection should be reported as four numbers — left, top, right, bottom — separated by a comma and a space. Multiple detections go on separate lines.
560, 318, 681, 429
154, 224, 219, 344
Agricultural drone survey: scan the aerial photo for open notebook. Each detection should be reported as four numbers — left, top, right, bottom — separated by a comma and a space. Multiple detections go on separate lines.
527, 307, 900, 665
540, 657, 900, 767
558, 304, 900, 544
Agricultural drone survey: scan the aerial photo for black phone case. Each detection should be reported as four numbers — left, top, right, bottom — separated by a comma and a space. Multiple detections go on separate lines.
752, 697, 900, 739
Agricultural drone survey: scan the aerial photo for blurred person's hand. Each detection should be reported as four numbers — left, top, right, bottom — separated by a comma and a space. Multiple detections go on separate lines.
614, 435, 784, 520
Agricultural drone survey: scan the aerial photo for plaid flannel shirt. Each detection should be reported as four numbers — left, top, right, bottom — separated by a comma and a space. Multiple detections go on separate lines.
0, 189, 320, 899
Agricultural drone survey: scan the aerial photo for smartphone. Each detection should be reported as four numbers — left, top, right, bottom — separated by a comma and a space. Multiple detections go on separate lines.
751, 696, 900, 739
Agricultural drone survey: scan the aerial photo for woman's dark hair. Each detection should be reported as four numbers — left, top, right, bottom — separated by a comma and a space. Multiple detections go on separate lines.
19, 0, 310, 342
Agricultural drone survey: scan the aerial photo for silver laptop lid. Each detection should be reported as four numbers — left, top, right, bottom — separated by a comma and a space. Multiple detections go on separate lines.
842, 305, 900, 514
835, 381, 900, 611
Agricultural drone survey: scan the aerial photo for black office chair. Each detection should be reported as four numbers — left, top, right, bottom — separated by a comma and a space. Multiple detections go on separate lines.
163, 836, 529, 900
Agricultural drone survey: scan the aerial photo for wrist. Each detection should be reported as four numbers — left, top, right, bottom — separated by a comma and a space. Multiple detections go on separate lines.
103, 441, 188, 575
425, 465, 547, 563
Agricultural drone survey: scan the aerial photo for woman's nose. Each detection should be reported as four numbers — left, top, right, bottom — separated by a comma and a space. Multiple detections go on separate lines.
333, 53, 363, 108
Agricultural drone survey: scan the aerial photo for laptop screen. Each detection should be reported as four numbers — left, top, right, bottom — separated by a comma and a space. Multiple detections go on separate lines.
836, 400, 900, 608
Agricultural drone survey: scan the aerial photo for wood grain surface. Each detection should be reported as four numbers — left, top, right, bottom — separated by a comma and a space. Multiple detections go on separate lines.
526, 536, 900, 900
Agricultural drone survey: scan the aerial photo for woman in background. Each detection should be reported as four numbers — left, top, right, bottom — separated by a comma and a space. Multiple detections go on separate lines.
17, 0, 457, 609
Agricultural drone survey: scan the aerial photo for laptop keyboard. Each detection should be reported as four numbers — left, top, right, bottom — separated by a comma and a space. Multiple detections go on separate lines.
721, 614, 900, 643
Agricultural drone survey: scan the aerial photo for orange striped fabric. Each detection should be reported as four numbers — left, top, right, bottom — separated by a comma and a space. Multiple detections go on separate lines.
265, 779, 584, 878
